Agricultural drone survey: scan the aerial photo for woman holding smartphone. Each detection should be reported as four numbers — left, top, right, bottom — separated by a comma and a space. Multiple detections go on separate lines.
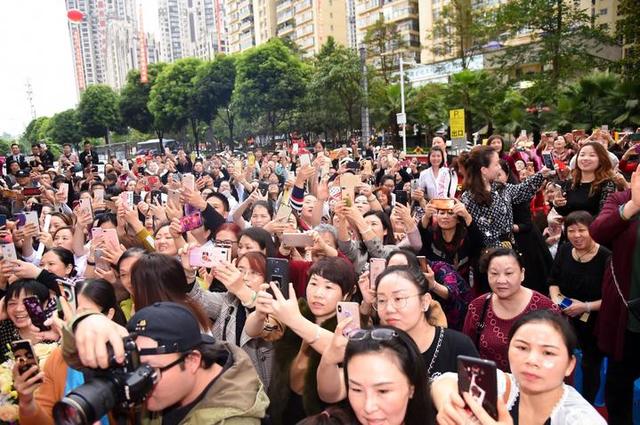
245, 257, 357, 425
552, 142, 616, 219
432, 310, 606, 425
548, 210, 610, 404
317, 265, 478, 405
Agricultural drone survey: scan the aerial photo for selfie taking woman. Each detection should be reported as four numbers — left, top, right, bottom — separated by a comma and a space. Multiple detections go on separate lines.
433, 310, 606, 425
548, 210, 610, 403
463, 249, 558, 371
246, 257, 357, 425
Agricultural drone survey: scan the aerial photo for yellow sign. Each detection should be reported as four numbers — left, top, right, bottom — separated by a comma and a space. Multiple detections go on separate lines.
449, 109, 465, 139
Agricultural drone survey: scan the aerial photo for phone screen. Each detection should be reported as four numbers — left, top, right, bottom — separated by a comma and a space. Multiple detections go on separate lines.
457, 355, 498, 420
266, 258, 290, 298
11, 340, 41, 379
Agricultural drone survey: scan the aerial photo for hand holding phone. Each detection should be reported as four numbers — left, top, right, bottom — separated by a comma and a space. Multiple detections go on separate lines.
457, 355, 498, 420
336, 302, 361, 336
11, 340, 42, 381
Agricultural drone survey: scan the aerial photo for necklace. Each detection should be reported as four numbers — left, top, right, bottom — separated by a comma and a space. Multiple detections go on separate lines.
573, 243, 597, 262
427, 327, 444, 377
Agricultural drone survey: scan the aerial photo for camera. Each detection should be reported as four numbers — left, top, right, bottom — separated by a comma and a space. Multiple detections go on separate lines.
53, 336, 157, 425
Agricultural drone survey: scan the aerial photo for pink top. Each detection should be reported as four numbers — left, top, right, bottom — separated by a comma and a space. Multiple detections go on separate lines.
463, 290, 559, 371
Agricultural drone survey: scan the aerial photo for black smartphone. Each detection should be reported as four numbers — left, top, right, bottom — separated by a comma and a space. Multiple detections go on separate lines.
266, 257, 290, 299
457, 355, 498, 420
0, 214, 6, 227
542, 152, 555, 170
258, 181, 269, 194
394, 190, 409, 206
23, 296, 55, 331
151, 190, 163, 205
11, 340, 42, 381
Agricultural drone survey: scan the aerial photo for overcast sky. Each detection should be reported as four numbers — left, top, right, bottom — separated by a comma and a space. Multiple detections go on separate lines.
0, 0, 160, 138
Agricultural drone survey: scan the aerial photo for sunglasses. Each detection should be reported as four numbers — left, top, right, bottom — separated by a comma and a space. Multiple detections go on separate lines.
349, 328, 398, 341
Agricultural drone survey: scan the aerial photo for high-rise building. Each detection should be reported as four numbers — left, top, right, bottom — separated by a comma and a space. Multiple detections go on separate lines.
275, 0, 348, 57
158, 0, 227, 61
346, 0, 358, 48
354, 0, 420, 62
225, 0, 258, 53
66, 0, 141, 93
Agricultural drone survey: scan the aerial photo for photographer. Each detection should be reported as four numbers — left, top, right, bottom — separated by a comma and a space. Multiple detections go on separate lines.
59, 302, 269, 424
79, 141, 99, 168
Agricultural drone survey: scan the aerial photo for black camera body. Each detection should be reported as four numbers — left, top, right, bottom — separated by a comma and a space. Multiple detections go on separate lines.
53, 336, 157, 425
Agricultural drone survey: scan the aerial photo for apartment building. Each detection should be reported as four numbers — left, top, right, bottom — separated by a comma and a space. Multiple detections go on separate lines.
354, 0, 421, 62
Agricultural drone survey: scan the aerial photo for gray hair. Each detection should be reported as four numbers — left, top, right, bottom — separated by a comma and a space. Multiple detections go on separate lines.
313, 224, 338, 244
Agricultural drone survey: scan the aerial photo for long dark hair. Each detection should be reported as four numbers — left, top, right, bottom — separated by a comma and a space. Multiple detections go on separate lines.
45, 247, 76, 277
238, 227, 277, 257
131, 253, 210, 330
461, 146, 496, 205
571, 141, 613, 196
75, 278, 127, 326
344, 326, 434, 425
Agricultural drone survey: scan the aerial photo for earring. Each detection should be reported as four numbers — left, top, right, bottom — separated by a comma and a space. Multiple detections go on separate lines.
423, 305, 429, 312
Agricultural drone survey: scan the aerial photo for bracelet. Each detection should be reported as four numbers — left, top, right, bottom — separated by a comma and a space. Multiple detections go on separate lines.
241, 290, 258, 308
307, 324, 321, 345
619, 204, 631, 221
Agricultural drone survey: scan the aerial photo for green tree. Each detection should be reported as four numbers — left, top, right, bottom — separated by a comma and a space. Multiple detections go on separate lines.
494, 0, 613, 100
616, 0, 640, 78
47, 109, 83, 148
613, 79, 640, 127
411, 83, 447, 143
149, 58, 204, 152
363, 16, 406, 84
233, 38, 308, 142
22, 117, 51, 144
431, 0, 494, 69
309, 39, 363, 135
77, 85, 121, 144
119, 63, 168, 146
192, 55, 237, 147
443, 70, 506, 140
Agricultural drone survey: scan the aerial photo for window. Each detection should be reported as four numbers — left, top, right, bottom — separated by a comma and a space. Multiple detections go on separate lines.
599, 8, 607, 15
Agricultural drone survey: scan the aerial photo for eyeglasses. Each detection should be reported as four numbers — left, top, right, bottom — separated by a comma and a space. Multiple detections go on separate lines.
349, 328, 398, 341
238, 268, 262, 279
373, 294, 422, 311
214, 240, 237, 247
436, 209, 455, 216
152, 352, 189, 381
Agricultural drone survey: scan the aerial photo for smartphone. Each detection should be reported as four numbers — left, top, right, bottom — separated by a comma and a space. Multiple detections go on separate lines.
299, 153, 311, 167
180, 212, 203, 232
258, 181, 269, 195
1, 243, 18, 262
336, 302, 361, 336
559, 297, 573, 310
266, 257, 290, 298
248, 152, 256, 167
341, 186, 355, 207
42, 214, 51, 233
94, 188, 105, 203
23, 295, 52, 331
417, 256, 429, 273
24, 211, 39, 231
168, 189, 181, 206
369, 258, 386, 290
282, 232, 314, 248
79, 198, 92, 215
94, 248, 111, 271
275, 204, 292, 222
630, 133, 640, 142
520, 129, 527, 138
457, 355, 498, 420
541, 152, 555, 170
189, 245, 230, 268
234, 160, 243, 175
346, 161, 359, 171
0, 214, 6, 227
22, 187, 41, 197
182, 173, 195, 191
10, 340, 41, 379
363, 160, 373, 175
58, 278, 77, 309
59, 183, 69, 203
394, 190, 409, 206
119, 191, 133, 209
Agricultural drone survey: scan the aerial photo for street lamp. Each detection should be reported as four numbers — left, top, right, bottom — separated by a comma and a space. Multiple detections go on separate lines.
398, 55, 417, 154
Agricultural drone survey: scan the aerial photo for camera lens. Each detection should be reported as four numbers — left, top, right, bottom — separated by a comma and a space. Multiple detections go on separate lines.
53, 378, 117, 425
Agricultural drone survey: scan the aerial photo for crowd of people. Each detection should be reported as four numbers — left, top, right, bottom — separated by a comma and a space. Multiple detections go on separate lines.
0, 128, 639, 425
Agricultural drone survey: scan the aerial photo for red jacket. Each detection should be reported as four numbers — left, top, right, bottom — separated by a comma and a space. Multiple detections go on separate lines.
590, 189, 639, 360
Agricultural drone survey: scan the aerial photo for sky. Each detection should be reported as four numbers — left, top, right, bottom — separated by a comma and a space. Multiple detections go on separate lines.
0, 0, 160, 138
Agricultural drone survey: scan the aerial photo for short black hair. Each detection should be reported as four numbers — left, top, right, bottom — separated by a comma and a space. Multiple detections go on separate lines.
480, 247, 523, 273
206, 192, 230, 212
4, 280, 49, 310
564, 210, 594, 232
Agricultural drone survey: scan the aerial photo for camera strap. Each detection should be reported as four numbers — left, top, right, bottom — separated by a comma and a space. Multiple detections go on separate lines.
475, 293, 492, 348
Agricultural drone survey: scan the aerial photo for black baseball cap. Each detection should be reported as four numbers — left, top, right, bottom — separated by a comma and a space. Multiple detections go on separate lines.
127, 302, 214, 355
16, 170, 30, 178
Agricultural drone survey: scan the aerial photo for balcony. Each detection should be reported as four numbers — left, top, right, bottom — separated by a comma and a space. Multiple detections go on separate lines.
277, 23, 294, 36
294, 0, 312, 13
276, 0, 292, 12
276, 10, 294, 24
